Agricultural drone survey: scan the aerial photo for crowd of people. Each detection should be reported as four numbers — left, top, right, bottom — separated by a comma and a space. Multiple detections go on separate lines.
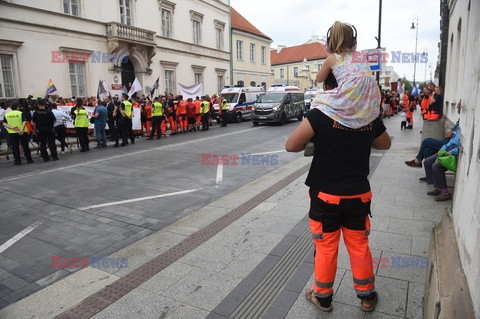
379, 84, 444, 131
0, 93, 228, 165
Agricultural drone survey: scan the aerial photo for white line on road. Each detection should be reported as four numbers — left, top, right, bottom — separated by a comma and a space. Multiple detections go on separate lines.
249, 150, 286, 156
0, 221, 42, 254
0, 127, 265, 183
216, 164, 223, 185
371, 153, 384, 157
78, 188, 201, 210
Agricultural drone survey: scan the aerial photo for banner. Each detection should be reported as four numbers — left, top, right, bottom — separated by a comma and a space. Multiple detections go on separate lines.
177, 83, 203, 100
57, 106, 141, 130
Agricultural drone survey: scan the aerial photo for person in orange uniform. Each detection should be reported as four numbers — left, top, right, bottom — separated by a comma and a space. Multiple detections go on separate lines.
420, 89, 430, 120
176, 95, 188, 133
194, 96, 202, 131
144, 100, 152, 136
186, 98, 197, 132
286, 22, 393, 313
427, 86, 443, 120
165, 94, 177, 135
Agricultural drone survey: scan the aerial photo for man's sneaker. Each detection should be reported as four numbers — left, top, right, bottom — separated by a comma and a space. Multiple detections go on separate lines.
435, 193, 452, 201
13, 161, 21, 166
419, 177, 427, 182
61, 150, 65, 155
405, 159, 422, 168
427, 188, 441, 196
27, 159, 34, 164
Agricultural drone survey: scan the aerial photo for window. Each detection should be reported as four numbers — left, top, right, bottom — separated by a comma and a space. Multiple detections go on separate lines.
217, 75, 224, 94
261, 82, 266, 90
236, 40, 244, 60
250, 43, 256, 63
216, 28, 223, 50
165, 70, 174, 95
193, 20, 200, 45
119, 0, 131, 25
194, 72, 202, 84
280, 68, 284, 79
271, 69, 274, 76
293, 67, 298, 77
214, 20, 225, 51
237, 80, 244, 87
250, 81, 256, 87
190, 10, 203, 45
0, 55, 15, 98
161, 9, 172, 37
63, 0, 80, 16
69, 62, 86, 97
261, 46, 266, 65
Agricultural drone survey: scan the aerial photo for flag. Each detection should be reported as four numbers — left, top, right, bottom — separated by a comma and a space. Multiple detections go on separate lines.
411, 84, 418, 96
150, 77, 159, 97
128, 77, 142, 98
45, 79, 57, 98
97, 80, 106, 101
97, 80, 110, 101
397, 80, 404, 94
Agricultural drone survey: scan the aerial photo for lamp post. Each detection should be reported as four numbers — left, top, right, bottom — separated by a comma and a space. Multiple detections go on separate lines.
410, 15, 419, 87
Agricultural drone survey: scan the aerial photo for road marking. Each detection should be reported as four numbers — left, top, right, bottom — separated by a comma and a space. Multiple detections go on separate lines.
371, 153, 384, 157
249, 150, 286, 156
0, 127, 265, 183
0, 221, 42, 254
78, 188, 201, 210
216, 164, 223, 185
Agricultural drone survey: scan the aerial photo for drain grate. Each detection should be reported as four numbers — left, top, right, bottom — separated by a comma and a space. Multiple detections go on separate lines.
54, 163, 310, 319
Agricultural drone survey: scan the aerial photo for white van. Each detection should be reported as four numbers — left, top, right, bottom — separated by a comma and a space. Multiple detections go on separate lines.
252, 86, 305, 125
219, 87, 265, 123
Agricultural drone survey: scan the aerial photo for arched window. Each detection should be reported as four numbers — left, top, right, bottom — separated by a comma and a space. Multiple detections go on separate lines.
237, 80, 244, 87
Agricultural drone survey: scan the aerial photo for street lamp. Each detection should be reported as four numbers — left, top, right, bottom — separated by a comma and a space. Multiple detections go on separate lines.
423, 49, 428, 83
410, 15, 419, 87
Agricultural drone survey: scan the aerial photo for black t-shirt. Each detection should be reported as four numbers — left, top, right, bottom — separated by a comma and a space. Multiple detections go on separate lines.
32, 109, 56, 128
430, 94, 443, 115
305, 109, 386, 195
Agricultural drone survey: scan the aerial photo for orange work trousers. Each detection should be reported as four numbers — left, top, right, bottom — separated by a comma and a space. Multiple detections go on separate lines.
165, 115, 177, 134
178, 114, 188, 131
309, 189, 375, 300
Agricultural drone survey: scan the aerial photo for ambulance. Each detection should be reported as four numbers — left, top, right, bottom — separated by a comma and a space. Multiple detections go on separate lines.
219, 86, 265, 123
252, 86, 305, 125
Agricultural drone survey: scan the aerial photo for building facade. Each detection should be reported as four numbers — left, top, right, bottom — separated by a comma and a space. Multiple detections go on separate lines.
270, 37, 328, 91
426, 0, 479, 316
0, 0, 231, 99
230, 7, 272, 90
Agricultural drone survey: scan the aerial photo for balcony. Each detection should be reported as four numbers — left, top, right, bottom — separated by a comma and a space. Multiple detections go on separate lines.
106, 22, 156, 46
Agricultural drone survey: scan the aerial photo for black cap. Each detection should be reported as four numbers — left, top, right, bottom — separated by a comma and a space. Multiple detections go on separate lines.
37, 99, 46, 105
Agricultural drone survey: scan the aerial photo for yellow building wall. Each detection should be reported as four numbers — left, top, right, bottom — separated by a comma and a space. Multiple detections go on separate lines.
232, 30, 272, 89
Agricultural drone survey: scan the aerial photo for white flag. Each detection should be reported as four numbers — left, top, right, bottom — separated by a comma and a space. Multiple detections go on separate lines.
128, 77, 142, 99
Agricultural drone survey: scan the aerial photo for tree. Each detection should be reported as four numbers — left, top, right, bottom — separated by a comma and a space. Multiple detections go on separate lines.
402, 77, 413, 92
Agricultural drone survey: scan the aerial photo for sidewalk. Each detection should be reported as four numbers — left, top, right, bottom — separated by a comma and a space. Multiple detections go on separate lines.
0, 110, 452, 319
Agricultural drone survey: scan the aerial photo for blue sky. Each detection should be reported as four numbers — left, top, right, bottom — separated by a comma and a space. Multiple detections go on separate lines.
230, 0, 441, 83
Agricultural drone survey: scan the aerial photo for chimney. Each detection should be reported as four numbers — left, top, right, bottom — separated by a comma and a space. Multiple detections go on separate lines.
277, 45, 286, 53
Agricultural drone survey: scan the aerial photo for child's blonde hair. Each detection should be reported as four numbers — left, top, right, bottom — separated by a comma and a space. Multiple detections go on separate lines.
328, 21, 355, 54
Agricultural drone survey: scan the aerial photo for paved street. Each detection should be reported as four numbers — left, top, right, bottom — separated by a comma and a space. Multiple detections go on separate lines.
0, 112, 453, 319
0, 120, 304, 309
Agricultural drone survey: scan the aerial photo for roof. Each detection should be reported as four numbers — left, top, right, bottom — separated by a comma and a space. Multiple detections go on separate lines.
231, 7, 271, 41
271, 42, 329, 65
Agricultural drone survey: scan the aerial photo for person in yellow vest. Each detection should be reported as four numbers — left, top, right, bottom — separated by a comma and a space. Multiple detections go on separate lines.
121, 93, 135, 144
201, 96, 210, 131
72, 98, 90, 152
3, 102, 33, 165
148, 96, 164, 140
220, 95, 228, 127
